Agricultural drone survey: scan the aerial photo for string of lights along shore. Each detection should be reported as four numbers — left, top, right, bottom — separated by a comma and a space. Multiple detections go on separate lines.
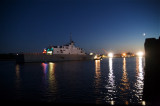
92, 51, 144, 60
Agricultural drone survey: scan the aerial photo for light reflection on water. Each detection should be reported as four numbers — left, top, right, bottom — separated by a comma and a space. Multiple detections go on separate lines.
105, 57, 116, 104
48, 62, 57, 94
94, 60, 101, 104
134, 57, 144, 104
42, 63, 48, 75
41, 62, 57, 101
119, 58, 130, 105
101, 57, 145, 105
15, 64, 21, 99
15, 64, 20, 84
0, 57, 146, 105
95, 60, 101, 88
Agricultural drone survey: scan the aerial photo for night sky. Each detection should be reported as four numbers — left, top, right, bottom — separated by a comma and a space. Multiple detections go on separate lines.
1, 0, 160, 54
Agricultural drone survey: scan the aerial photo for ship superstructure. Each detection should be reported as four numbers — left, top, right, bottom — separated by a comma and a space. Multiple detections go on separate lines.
43, 39, 86, 55
16, 37, 95, 63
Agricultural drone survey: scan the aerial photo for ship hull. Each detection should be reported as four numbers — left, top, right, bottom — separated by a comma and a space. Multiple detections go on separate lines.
16, 53, 94, 63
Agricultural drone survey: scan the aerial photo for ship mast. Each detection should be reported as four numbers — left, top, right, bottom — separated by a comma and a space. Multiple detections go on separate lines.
70, 32, 72, 43
69, 32, 75, 45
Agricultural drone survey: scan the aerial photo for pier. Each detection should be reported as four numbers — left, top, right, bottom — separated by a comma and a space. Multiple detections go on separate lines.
143, 37, 160, 105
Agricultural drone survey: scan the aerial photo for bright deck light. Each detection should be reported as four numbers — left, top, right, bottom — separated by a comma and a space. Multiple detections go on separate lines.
47, 51, 53, 55
108, 52, 113, 58
142, 101, 146, 105
90, 53, 93, 55
110, 101, 115, 105
137, 51, 144, 57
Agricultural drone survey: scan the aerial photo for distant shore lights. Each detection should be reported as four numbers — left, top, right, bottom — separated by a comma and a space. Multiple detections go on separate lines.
136, 51, 144, 57
108, 52, 113, 58
122, 53, 126, 57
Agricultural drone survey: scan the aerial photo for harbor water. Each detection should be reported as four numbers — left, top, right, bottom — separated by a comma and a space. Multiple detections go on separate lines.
0, 57, 146, 105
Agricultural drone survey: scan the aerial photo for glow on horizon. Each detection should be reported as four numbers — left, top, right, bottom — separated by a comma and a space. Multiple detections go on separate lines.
108, 53, 113, 58
136, 52, 144, 57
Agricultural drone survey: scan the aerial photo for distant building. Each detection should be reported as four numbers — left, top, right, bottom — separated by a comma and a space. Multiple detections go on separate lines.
114, 52, 135, 58
126, 52, 135, 57
114, 54, 122, 58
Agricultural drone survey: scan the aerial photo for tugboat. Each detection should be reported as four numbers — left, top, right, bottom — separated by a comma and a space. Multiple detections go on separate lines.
94, 54, 102, 60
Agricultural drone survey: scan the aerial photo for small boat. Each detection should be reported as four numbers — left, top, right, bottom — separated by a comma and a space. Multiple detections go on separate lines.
94, 55, 102, 60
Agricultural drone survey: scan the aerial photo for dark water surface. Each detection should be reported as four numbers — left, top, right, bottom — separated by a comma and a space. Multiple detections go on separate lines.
0, 57, 146, 105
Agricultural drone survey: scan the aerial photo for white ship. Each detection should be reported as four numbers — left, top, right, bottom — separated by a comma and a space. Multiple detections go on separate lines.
16, 37, 95, 63
43, 39, 86, 55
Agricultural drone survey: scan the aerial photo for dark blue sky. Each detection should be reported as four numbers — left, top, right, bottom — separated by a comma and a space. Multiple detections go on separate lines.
1, 0, 160, 54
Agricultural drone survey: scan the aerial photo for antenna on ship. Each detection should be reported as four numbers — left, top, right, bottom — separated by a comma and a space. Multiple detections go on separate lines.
70, 32, 72, 42
69, 32, 75, 45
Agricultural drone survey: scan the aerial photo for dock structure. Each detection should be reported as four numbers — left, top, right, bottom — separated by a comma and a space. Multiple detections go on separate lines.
143, 37, 160, 105
144, 37, 160, 69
